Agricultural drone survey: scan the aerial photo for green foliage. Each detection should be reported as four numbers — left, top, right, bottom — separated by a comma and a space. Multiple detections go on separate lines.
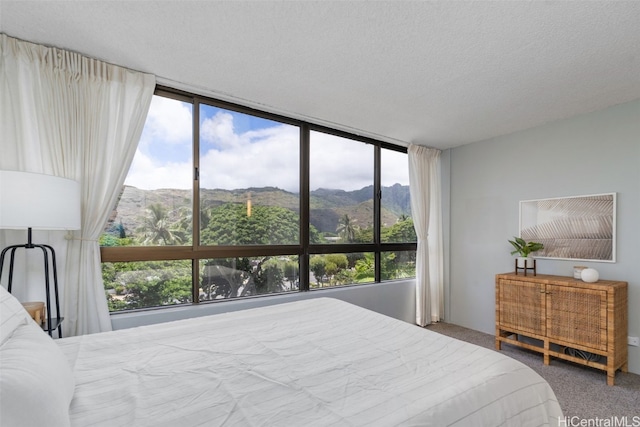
201, 260, 253, 300
325, 254, 348, 270
283, 260, 299, 285
336, 214, 356, 243
102, 260, 192, 311
99, 234, 133, 247
309, 255, 327, 286
355, 254, 374, 280
309, 224, 322, 244
331, 268, 356, 286
382, 218, 417, 243
253, 261, 285, 294
200, 256, 299, 301
508, 236, 544, 257
310, 253, 357, 287
387, 251, 416, 280
101, 194, 416, 311
353, 226, 373, 243
138, 203, 187, 245
201, 203, 299, 245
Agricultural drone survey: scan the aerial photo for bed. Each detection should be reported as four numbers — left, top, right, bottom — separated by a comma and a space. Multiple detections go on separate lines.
1, 286, 563, 426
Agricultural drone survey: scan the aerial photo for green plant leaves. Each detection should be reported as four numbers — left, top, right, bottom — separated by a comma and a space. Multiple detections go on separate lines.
508, 236, 544, 257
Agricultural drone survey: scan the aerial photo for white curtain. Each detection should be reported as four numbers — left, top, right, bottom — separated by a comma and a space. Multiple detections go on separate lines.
408, 145, 443, 327
0, 34, 155, 336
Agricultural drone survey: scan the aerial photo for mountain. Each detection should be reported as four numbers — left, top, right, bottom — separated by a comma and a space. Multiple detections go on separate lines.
108, 184, 411, 235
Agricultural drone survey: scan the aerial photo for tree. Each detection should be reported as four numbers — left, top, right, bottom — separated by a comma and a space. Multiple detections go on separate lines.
138, 203, 186, 245
381, 217, 416, 243
310, 254, 351, 287
103, 260, 192, 310
336, 214, 356, 243
171, 206, 195, 245
355, 253, 374, 280
283, 259, 299, 289
309, 256, 327, 287
201, 260, 255, 300
353, 226, 373, 244
252, 258, 286, 294
201, 203, 299, 245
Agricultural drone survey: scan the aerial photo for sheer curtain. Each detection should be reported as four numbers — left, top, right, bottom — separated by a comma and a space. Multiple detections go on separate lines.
0, 34, 155, 335
408, 145, 443, 327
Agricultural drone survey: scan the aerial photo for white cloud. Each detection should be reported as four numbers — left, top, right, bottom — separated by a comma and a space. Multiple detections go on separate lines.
200, 111, 241, 149
125, 95, 193, 190
125, 98, 409, 192
309, 132, 374, 191
381, 149, 410, 187
200, 122, 300, 192
139, 96, 192, 148
125, 149, 192, 190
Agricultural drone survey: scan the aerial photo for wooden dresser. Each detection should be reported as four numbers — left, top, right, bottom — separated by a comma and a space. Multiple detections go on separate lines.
495, 273, 628, 385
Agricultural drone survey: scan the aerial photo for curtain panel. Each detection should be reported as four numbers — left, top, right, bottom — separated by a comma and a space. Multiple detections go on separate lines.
408, 145, 443, 327
0, 33, 155, 335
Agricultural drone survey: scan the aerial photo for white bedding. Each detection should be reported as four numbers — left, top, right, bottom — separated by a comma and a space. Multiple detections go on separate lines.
56, 298, 562, 426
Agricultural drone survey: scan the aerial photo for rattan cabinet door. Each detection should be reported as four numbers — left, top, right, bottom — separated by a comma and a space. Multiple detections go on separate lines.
498, 279, 545, 336
546, 284, 607, 351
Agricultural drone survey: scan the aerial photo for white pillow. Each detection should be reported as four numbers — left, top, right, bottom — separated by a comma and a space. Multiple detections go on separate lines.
0, 285, 32, 346
0, 309, 75, 427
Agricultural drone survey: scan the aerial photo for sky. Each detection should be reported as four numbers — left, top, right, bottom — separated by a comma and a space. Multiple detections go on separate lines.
125, 95, 409, 193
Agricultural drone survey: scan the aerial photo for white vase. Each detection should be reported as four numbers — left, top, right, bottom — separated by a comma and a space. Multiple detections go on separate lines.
581, 268, 599, 283
516, 257, 534, 268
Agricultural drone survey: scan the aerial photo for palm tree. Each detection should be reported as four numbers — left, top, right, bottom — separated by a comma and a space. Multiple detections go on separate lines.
336, 214, 356, 243
138, 203, 186, 245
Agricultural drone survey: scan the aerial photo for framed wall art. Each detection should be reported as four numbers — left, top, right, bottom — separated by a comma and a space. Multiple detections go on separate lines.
519, 193, 616, 262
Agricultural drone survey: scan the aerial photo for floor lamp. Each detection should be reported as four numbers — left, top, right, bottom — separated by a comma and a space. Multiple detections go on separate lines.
0, 171, 80, 337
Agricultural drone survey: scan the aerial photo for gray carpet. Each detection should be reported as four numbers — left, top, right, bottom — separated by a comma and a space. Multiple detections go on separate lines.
426, 322, 640, 419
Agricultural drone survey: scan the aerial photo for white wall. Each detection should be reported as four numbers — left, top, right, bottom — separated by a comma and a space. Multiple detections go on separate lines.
111, 279, 416, 330
447, 99, 640, 374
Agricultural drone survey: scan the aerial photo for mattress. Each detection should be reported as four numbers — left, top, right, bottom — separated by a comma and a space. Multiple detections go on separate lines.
56, 297, 562, 426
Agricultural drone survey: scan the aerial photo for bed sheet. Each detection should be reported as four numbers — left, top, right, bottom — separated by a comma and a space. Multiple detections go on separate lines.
57, 297, 562, 426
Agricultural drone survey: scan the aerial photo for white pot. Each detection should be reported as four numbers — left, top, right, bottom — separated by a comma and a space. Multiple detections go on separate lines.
516, 257, 534, 268
581, 268, 599, 283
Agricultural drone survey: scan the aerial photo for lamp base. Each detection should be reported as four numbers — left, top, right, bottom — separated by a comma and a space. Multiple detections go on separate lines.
0, 228, 63, 337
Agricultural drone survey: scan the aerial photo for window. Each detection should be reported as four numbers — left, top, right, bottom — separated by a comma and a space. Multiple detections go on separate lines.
309, 253, 375, 288
200, 256, 299, 301
101, 87, 416, 312
199, 104, 300, 246
309, 131, 373, 244
381, 148, 415, 243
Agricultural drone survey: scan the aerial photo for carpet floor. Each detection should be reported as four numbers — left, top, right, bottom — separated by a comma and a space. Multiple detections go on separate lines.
425, 322, 640, 420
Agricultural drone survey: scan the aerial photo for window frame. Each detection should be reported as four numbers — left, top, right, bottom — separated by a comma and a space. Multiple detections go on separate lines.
101, 85, 416, 309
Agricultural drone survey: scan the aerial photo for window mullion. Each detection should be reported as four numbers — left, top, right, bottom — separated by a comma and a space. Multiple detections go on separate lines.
374, 144, 381, 282
192, 98, 201, 302
300, 124, 310, 291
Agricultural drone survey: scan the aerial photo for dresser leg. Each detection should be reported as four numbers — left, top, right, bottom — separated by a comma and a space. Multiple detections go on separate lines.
607, 372, 615, 386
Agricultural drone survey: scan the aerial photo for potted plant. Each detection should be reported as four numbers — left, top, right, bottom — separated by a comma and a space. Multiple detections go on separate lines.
508, 236, 544, 268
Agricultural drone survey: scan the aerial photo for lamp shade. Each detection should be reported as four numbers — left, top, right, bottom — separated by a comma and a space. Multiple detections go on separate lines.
0, 171, 81, 230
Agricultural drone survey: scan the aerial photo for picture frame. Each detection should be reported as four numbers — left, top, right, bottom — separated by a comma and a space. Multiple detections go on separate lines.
519, 193, 616, 262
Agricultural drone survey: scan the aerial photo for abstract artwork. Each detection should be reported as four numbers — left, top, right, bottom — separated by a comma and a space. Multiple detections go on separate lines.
519, 193, 616, 262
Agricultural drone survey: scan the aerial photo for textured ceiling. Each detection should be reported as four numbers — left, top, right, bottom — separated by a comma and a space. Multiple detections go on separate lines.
1, 1, 639, 149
